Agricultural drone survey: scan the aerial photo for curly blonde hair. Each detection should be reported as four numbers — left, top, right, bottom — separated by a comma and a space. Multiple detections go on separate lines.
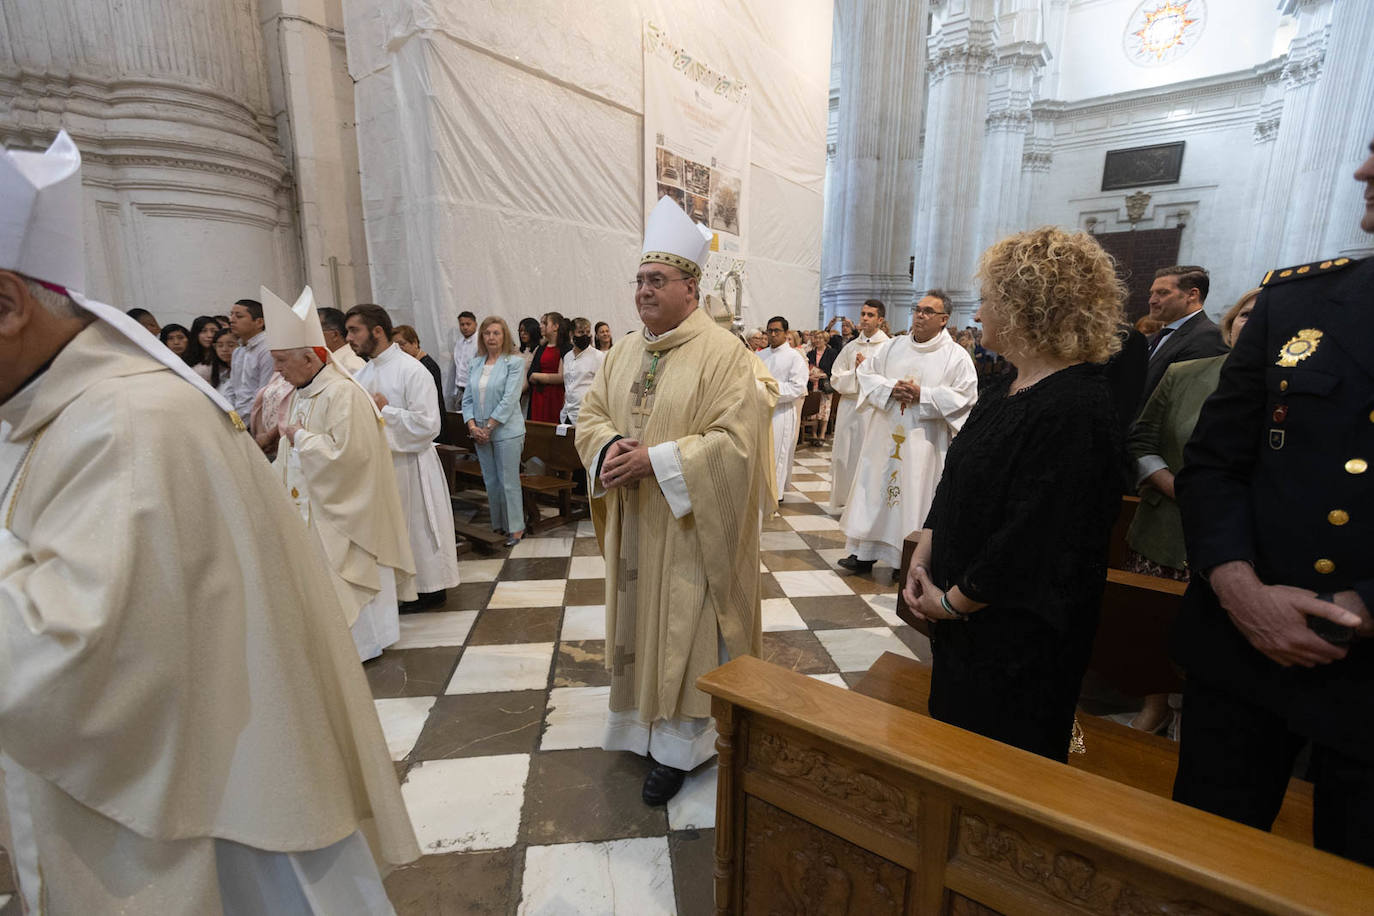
975, 227, 1126, 363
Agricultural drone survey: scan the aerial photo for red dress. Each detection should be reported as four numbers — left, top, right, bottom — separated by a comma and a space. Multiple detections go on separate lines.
528, 345, 565, 422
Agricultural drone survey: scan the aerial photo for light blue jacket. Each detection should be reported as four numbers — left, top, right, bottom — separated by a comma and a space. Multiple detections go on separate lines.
461, 354, 526, 442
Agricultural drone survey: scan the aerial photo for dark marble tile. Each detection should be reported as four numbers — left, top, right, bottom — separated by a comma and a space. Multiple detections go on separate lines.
553, 639, 610, 687
500, 557, 571, 580
761, 550, 830, 572
798, 528, 847, 548
448, 581, 497, 610
365, 647, 461, 698
760, 630, 839, 675
564, 577, 607, 606
410, 691, 546, 760
791, 595, 885, 630
841, 671, 870, 690
758, 573, 785, 600
761, 515, 793, 532
893, 624, 931, 661
384, 848, 518, 916
467, 607, 563, 645
670, 829, 717, 916
778, 501, 827, 517
842, 571, 901, 595
572, 537, 603, 556
520, 749, 666, 845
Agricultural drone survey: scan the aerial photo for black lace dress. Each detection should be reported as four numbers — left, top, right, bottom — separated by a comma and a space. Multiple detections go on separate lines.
923, 362, 1125, 761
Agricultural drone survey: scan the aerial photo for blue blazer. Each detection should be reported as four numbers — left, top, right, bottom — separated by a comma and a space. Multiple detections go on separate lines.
461, 354, 526, 442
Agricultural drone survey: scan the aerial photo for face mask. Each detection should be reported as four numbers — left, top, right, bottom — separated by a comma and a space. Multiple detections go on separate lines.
573, 334, 592, 349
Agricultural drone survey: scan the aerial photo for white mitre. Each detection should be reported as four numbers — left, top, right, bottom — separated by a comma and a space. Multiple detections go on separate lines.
262, 284, 326, 350
0, 131, 242, 425
641, 196, 713, 280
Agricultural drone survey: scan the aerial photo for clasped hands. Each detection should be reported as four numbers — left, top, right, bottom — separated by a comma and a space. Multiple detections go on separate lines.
902, 562, 969, 622
469, 421, 496, 444
890, 380, 921, 405
1209, 560, 1371, 668
600, 438, 653, 490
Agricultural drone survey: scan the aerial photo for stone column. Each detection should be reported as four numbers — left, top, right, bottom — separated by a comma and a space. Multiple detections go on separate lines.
912, 0, 998, 328
820, 0, 927, 324
261, 0, 374, 311
974, 40, 1049, 258
0, 0, 299, 322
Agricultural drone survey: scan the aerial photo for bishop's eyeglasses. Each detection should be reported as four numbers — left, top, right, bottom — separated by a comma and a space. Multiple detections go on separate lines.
630, 274, 693, 290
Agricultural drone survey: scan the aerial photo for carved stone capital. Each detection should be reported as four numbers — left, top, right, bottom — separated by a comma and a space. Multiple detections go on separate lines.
1253, 117, 1281, 143
927, 43, 997, 83
1022, 150, 1052, 173
985, 108, 1032, 132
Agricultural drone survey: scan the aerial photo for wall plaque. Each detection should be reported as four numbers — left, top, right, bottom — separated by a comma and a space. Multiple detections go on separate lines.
1102, 142, 1184, 191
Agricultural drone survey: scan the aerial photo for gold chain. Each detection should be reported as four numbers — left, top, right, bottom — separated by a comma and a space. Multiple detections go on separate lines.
3, 428, 47, 530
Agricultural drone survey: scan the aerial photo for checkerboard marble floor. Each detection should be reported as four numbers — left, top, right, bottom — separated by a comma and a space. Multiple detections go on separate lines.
370, 444, 931, 914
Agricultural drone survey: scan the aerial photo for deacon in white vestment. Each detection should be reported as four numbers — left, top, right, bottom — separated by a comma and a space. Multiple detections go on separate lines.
348, 305, 461, 606
839, 294, 977, 572
576, 197, 767, 807
758, 317, 809, 498
264, 285, 416, 661
0, 132, 418, 915
827, 299, 890, 515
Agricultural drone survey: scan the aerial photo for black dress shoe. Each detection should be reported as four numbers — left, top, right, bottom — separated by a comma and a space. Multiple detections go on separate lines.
417, 589, 447, 609
836, 554, 874, 573
398, 599, 424, 614
642, 763, 688, 806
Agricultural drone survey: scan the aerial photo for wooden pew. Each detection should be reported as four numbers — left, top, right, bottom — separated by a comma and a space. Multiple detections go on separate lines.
699, 656, 1374, 915
436, 413, 509, 552
519, 421, 583, 534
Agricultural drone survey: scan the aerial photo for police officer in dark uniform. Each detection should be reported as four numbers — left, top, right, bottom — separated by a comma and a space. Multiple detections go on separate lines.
1171, 138, 1374, 865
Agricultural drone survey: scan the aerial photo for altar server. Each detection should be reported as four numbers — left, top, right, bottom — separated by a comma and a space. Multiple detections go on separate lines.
758, 315, 809, 497
827, 299, 890, 514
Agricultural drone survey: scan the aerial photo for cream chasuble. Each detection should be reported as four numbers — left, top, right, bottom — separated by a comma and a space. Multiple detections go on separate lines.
0, 323, 418, 913
355, 343, 460, 595
840, 332, 978, 569
827, 329, 889, 512
758, 342, 809, 494
275, 362, 415, 659
576, 308, 766, 733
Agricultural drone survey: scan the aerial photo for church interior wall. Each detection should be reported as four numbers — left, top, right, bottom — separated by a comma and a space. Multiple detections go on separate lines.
343, 0, 833, 387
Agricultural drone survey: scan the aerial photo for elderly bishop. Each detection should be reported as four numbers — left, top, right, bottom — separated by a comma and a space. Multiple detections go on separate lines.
0, 132, 417, 914
265, 285, 416, 660
839, 291, 977, 574
576, 197, 767, 805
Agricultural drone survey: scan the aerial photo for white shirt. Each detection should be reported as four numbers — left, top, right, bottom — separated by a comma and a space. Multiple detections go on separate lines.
227, 331, 273, 419
560, 346, 605, 425
451, 331, 479, 392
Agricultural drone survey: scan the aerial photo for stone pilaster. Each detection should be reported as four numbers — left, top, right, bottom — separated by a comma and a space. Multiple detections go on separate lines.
975, 40, 1049, 261
820, 0, 927, 324
912, 0, 998, 327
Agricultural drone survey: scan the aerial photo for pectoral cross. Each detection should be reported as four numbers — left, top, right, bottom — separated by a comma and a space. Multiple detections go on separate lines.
890, 427, 906, 461
628, 351, 662, 435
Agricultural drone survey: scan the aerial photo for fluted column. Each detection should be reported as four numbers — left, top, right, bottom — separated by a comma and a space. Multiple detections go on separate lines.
912, 0, 998, 327
820, 0, 927, 323
975, 41, 1048, 258
0, 0, 298, 319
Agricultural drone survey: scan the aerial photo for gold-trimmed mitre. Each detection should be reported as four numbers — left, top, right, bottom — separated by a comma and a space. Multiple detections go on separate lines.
641, 196, 713, 280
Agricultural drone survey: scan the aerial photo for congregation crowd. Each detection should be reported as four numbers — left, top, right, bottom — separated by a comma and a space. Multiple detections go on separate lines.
0, 122, 1370, 913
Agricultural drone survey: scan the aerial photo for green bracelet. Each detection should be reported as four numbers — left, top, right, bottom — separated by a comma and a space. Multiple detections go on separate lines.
940, 591, 969, 620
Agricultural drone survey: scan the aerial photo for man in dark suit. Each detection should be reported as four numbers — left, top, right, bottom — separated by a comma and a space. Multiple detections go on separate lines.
1171, 137, 1374, 866
1140, 265, 1229, 404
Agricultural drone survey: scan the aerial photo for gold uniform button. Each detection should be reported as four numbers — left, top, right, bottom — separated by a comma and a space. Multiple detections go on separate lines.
1369, 409, 1374, 423
1320, 261, 1332, 269
1335, 257, 1350, 266
291, 487, 300, 499
1314, 559, 1336, 575
1328, 510, 1350, 526
1280, 269, 1293, 278
1280, 380, 1289, 392
1347, 458, 1368, 475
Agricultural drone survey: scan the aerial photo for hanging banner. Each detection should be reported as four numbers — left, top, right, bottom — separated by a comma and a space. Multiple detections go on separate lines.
643, 21, 751, 296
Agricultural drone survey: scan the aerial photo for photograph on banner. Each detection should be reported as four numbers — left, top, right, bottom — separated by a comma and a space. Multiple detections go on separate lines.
642, 21, 751, 294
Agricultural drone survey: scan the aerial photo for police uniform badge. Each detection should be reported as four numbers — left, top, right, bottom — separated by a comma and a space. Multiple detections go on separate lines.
1276, 329, 1322, 367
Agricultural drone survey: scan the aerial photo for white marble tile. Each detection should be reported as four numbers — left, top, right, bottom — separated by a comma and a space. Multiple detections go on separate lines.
816, 472, 832, 481
519, 837, 674, 916
374, 696, 436, 760
509, 536, 574, 558
446, 643, 556, 694
576, 520, 598, 538
759, 530, 809, 552
790, 465, 812, 476
784, 513, 841, 531
864, 593, 903, 627
541, 685, 610, 750
815, 626, 917, 672
668, 763, 717, 831
809, 672, 849, 689
567, 555, 606, 580
761, 597, 808, 632
772, 569, 855, 598
559, 604, 605, 642
0, 896, 10, 911
391, 610, 478, 649
457, 558, 506, 582
816, 547, 851, 568
780, 491, 810, 503
488, 580, 567, 609
403, 755, 529, 853
796, 457, 829, 466
791, 479, 831, 492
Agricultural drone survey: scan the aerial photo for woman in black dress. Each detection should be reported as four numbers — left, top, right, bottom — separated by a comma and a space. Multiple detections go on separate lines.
901, 226, 1127, 762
